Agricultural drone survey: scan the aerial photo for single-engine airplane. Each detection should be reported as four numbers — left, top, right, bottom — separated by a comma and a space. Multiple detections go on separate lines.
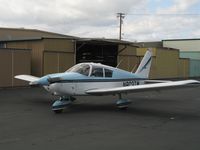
15, 49, 200, 113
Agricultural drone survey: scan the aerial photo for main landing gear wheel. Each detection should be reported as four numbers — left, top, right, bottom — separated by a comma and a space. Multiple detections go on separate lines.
54, 109, 63, 114
52, 96, 72, 114
116, 94, 131, 110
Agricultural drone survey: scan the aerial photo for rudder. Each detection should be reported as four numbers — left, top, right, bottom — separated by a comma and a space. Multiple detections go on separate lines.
135, 49, 152, 79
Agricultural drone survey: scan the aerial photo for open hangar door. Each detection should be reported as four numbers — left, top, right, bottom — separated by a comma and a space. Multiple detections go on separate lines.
76, 40, 118, 67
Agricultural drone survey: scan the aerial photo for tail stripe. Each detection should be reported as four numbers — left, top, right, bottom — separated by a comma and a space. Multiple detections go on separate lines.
138, 57, 152, 73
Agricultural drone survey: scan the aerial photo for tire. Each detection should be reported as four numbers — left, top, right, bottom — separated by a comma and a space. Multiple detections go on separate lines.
54, 109, 63, 114
118, 105, 128, 110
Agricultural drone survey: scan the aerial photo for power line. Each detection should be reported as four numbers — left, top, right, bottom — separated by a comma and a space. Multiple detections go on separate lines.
126, 13, 200, 16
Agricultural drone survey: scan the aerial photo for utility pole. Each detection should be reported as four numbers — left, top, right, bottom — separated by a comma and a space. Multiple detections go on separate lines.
117, 13, 125, 40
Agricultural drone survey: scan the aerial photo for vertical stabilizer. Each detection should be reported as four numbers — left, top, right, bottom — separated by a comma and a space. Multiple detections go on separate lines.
135, 49, 152, 79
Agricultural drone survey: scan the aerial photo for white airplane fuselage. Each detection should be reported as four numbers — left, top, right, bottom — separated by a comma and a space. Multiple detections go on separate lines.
33, 62, 146, 97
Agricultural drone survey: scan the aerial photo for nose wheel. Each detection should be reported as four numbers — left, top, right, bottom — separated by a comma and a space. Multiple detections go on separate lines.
52, 96, 73, 114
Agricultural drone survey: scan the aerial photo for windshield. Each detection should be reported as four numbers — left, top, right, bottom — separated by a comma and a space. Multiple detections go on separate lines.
66, 64, 90, 76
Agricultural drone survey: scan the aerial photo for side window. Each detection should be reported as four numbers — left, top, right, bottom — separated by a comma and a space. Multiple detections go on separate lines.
91, 68, 103, 77
105, 69, 113, 77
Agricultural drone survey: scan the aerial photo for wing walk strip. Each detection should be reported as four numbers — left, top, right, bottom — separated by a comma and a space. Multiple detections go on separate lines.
86, 80, 200, 95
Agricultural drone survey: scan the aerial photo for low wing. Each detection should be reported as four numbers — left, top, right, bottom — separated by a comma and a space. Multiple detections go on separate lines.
86, 80, 200, 96
15, 75, 39, 85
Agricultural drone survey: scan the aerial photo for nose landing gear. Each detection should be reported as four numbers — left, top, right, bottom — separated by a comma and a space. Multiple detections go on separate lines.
52, 96, 75, 114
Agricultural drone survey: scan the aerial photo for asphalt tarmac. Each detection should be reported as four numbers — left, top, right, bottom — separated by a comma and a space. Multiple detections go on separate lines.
0, 86, 200, 150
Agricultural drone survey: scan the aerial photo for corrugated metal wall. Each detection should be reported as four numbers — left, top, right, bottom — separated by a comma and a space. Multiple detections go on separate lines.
163, 40, 200, 77
118, 45, 138, 72
3, 38, 193, 81
180, 51, 200, 60
43, 51, 75, 75
179, 52, 200, 77
136, 48, 188, 79
118, 47, 184, 79
6, 40, 44, 76
118, 55, 139, 72
178, 58, 189, 78
6, 38, 76, 77
0, 50, 12, 87
155, 48, 179, 79
42, 39, 75, 75
189, 59, 200, 77
43, 39, 74, 51
0, 48, 31, 87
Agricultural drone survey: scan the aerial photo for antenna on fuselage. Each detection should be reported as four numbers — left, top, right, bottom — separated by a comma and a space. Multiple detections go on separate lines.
116, 59, 123, 68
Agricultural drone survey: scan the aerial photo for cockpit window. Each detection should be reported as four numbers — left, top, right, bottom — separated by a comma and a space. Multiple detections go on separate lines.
105, 68, 113, 77
67, 64, 90, 76
91, 67, 103, 77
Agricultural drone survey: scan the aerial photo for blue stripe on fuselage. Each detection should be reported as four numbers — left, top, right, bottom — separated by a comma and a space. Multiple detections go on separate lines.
49, 78, 146, 84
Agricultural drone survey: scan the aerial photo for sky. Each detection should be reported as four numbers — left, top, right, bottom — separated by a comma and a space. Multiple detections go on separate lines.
0, 0, 200, 42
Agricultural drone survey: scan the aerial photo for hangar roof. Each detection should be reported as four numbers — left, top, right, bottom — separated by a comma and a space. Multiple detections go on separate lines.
0, 36, 139, 47
0, 27, 78, 41
77, 38, 139, 47
163, 38, 200, 41
0, 37, 78, 42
